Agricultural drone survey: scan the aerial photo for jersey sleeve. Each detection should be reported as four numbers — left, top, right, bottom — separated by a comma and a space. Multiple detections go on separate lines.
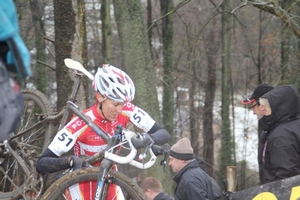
122, 102, 155, 132
48, 128, 77, 156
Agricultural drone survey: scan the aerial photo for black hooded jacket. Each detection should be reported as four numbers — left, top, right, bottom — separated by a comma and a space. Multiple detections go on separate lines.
258, 85, 300, 184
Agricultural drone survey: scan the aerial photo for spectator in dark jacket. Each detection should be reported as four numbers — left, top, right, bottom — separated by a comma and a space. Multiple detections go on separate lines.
241, 83, 274, 184
194, 155, 222, 199
168, 137, 214, 200
258, 85, 300, 183
140, 177, 173, 200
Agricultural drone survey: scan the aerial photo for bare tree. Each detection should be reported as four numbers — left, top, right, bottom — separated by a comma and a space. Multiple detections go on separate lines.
219, 0, 235, 184
53, 0, 88, 110
101, 0, 112, 64
112, 0, 172, 191
29, 0, 48, 94
203, 16, 221, 177
160, 0, 175, 141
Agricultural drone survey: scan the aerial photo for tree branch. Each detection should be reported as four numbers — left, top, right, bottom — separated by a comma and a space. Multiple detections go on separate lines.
40, 34, 54, 43
36, 60, 56, 71
246, 0, 300, 38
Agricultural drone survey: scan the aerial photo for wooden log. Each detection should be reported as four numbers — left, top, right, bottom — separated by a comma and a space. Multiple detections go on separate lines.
227, 166, 237, 192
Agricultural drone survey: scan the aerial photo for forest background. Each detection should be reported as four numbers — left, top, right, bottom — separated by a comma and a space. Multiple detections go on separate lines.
15, 0, 300, 195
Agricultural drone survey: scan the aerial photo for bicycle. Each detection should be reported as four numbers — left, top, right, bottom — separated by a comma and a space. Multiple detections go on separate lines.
41, 127, 170, 200
38, 58, 170, 200
0, 58, 169, 200
0, 86, 55, 199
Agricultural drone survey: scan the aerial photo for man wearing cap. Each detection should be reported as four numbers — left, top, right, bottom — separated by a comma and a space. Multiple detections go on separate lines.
168, 137, 214, 200
242, 83, 274, 184
242, 83, 274, 120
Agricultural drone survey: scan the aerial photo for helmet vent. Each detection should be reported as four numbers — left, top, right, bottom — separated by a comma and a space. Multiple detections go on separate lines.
109, 77, 115, 83
117, 77, 125, 85
102, 78, 109, 88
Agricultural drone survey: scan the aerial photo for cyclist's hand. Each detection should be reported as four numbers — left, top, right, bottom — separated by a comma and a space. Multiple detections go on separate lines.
131, 133, 154, 149
69, 156, 86, 170
141, 133, 154, 147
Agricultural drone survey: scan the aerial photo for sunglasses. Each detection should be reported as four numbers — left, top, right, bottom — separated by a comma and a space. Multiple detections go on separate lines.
249, 104, 257, 110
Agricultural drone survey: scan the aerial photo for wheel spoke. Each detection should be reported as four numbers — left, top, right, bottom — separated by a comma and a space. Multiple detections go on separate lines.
0, 89, 53, 199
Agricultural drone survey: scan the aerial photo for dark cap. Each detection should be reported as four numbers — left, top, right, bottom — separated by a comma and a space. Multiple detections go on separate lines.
242, 84, 274, 105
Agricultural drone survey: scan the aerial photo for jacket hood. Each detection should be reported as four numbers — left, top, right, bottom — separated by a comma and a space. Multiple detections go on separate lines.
261, 85, 300, 124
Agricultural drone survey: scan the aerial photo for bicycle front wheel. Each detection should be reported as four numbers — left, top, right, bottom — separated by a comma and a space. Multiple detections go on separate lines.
41, 168, 147, 200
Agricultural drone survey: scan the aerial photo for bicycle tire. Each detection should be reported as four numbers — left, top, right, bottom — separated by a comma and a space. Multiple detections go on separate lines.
0, 88, 53, 199
21, 88, 54, 151
41, 168, 147, 200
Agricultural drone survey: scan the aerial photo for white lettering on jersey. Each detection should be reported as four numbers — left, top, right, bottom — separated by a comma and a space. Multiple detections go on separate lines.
125, 102, 134, 109
129, 107, 155, 132
71, 119, 84, 130
49, 129, 76, 156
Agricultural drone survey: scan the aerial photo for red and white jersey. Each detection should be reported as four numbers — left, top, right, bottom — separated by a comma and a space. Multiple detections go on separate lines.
48, 102, 155, 200
49, 102, 155, 157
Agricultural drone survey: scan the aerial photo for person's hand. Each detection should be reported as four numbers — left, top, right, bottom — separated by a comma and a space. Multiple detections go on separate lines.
69, 156, 86, 170
138, 133, 155, 162
141, 133, 154, 147
131, 133, 154, 149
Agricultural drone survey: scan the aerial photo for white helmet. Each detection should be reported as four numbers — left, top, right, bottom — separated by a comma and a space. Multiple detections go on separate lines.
93, 64, 135, 102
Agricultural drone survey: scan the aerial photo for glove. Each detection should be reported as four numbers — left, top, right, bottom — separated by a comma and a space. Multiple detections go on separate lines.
138, 134, 154, 162
142, 133, 154, 147
69, 156, 85, 170
131, 133, 154, 149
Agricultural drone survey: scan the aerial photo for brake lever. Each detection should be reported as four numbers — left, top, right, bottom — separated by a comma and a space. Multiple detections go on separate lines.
138, 134, 154, 165
142, 146, 150, 165
160, 149, 168, 171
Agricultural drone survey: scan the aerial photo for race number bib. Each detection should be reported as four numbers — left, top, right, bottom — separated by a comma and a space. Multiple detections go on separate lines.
49, 129, 76, 156
129, 106, 155, 132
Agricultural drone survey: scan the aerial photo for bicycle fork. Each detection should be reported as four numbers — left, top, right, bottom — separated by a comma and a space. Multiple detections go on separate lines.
94, 136, 120, 200
94, 158, 113, 200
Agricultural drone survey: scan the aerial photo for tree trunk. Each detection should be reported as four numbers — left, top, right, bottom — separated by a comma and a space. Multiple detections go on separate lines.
203, 18, 219, 177
160, 0, 175, 139
101, 0, 112, 64
113, 0, 161, 121
54, 0, 88, 110
147, 0, 153, 60
219, 0, 234, 184
189, 63, 199, 154
279, 0, 292, 85
113, 0, 172, 194
29, 0, 48, 95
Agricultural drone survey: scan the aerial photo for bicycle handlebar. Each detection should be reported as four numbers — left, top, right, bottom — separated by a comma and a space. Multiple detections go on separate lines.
104, 129, 170, 169
104, 129, 137, 164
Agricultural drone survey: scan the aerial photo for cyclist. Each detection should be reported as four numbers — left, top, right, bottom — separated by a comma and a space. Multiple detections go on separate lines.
0, 0, 32, 142
36, 64, 170, 199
